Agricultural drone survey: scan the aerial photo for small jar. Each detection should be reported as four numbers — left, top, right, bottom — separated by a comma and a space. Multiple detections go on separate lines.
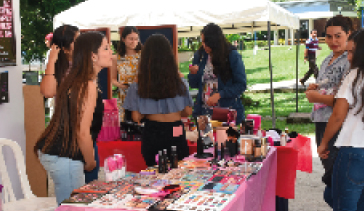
261, 138, 268, 157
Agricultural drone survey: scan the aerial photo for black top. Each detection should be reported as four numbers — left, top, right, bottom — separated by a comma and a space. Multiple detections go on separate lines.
37, 91, 104, 162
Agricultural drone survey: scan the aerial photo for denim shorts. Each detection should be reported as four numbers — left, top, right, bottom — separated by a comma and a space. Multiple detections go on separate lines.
38, 151, 85, 205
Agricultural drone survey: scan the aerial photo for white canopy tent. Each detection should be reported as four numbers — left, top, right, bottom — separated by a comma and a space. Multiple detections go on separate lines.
54, 0, 301, 127
54, 0, 300, 37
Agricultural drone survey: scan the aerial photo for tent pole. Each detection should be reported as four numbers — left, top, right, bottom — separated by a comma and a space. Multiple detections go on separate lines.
296, 29, 300, 112
268, 21, 275, 128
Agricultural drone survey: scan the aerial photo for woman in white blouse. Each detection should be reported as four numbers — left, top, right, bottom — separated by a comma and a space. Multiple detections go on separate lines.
318, 30, 364, 211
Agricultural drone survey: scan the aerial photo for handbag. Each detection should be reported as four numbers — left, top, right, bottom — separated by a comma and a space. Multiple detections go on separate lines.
211, 107, 230, 122
212, 107, 236, 123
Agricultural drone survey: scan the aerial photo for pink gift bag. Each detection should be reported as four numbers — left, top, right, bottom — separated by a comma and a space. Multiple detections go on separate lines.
97, 98, 120, 142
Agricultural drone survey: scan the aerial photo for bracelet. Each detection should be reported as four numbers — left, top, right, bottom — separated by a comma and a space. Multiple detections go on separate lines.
44, 74, 55, 76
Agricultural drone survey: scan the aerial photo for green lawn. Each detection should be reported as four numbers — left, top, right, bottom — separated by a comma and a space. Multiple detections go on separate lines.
179, 45, 331, 86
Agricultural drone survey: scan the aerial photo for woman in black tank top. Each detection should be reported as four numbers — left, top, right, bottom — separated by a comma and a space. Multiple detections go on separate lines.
35, 32, 113, 205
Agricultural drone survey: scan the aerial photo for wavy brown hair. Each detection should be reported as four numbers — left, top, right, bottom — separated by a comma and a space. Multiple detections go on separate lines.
349, 30, 364, 122
201, 23, 234, 83
325, 15, 354, 34
51, 25, 79, 86
35, 31, 105, 156
137, 34, 186, 100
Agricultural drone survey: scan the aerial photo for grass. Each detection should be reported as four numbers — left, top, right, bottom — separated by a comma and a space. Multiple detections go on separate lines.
179, 45, 331, 86
261, 119, 314, 136
244, 92, 312, 117
244, 92, 314, 136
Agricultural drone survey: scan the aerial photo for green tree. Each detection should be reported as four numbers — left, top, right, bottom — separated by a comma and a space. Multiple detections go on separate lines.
20, 0, 85, 69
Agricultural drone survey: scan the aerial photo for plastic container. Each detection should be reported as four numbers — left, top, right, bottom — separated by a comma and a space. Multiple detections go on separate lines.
104, 154, 126, 181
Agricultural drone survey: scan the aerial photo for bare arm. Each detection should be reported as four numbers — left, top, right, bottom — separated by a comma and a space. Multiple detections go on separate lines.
111, 56, 127, 89
318, 98, 349, 158
132, 111, 145, 124
305, 90, 335, 107
40, 45, 59, 98
181, 106, 192, 117
77, 81, 97, 171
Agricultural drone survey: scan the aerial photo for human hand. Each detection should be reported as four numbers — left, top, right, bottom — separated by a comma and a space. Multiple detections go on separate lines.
84, 160, 97, 171
307, 83, 318, 91
189, 65, 198, 74
304, 58, 307, 64
317, 142, 329, 159
305, 90, 320, 103
48, 44, 60, 64
178, 71, 185, 78
119, 83, 129, 90
206, 93, 221, 106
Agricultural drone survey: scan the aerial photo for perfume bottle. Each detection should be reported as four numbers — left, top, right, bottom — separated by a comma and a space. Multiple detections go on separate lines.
171, 146, 178, 169
158, 151, 165, 173
163, 149, 169, 173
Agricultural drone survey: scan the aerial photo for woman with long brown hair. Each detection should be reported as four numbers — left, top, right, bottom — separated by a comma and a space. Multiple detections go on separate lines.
35, 31, 113, 204
123, 34, 193, 166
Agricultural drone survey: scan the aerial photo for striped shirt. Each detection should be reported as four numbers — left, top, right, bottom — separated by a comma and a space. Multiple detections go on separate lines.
306, 38, 319, 55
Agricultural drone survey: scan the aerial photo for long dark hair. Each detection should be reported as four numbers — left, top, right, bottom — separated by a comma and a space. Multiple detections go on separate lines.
137, 34, 186, 100
117, 26, 142, 57
201, 23, 234, 83
35, 32, 105, 156
51, 25, 79, 86
349, 30, 364, 122
325, 15, 354, 34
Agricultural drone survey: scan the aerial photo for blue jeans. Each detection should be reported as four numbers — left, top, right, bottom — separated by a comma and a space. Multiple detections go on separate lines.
39, 152, 85, 205
324, 147, 364, 211
84, 141, 99, 183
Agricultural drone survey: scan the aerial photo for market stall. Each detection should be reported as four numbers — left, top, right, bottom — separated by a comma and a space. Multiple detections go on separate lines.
55, 147, 278, 211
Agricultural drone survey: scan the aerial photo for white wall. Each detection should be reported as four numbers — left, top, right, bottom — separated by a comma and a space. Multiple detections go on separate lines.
0, 0, 26, 200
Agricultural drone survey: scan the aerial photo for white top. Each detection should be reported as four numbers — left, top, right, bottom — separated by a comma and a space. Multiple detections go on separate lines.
335, 69, 364, 148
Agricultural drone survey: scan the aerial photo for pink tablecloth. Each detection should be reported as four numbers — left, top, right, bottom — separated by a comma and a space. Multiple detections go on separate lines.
56, 147, 277, 211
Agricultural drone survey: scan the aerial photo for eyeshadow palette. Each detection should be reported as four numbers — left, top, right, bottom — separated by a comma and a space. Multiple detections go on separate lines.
175, 181, 205, 193
61, 193, 103, 205
120, 195, 160, 210
73, 181, 119, 194
167, 192, 235, 211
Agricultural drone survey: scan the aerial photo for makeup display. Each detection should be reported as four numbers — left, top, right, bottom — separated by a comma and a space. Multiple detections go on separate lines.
62, 159, 264, 210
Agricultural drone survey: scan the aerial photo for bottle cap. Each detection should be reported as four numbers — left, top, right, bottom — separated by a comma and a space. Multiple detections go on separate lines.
171, 146, 177, 151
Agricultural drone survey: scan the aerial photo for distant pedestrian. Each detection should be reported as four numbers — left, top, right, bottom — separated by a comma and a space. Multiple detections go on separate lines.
300, 29, 321, 86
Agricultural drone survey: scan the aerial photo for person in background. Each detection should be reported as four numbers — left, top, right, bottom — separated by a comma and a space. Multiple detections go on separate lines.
35, 31, 113, 204
111, 26, 142, 122
305, 14, 353, 192
188, 23, 246, 125
123, 34, 193, 167
44, 32, 53, 66
40, 25, 79, 98
318, 29, 364, 211
300, 29, 321, 86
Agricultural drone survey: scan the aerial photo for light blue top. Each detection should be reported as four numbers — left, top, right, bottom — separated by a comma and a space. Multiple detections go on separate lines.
123, 78, 193, 114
